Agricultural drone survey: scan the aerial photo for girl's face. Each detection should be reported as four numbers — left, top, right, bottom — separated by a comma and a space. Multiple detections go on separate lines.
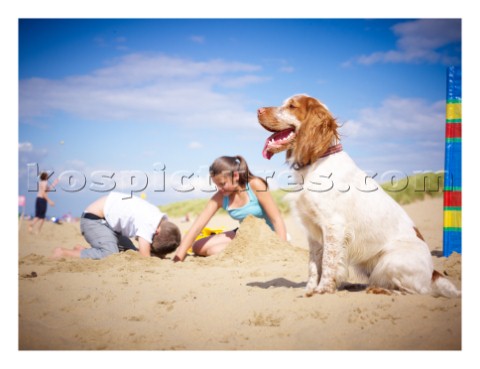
211, 172, 240, 195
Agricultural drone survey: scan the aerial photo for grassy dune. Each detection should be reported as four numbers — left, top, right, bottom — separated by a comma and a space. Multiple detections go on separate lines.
159, 198, 226, 218
160, 172, 445, 216
380, 171, 444, 205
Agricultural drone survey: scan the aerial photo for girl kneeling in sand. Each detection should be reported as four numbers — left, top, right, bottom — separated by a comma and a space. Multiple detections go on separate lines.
173, 155, 287, 262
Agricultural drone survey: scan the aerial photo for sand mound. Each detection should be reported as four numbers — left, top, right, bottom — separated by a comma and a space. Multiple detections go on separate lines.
442, 252, 462, 280
217, 215, 307, 263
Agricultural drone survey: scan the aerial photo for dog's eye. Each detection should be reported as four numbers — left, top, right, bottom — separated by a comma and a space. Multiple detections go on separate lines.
289, 104, 296, 109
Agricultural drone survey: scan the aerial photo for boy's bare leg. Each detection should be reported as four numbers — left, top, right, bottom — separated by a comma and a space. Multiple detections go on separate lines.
28, 218, 46, 234
36, 219, 45, 233
52, 247, 82, 259
28, 218, 38, 233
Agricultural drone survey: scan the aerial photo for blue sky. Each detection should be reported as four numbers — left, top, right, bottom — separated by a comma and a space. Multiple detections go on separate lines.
18, 18, 462, 218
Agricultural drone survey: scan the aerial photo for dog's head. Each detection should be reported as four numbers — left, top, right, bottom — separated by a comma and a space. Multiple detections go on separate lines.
257, 94, 339, 167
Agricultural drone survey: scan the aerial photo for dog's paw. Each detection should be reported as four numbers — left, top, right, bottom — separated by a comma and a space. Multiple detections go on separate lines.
314, 287, 336, 294
314, 281, 336, 294
366, 287, 393, 295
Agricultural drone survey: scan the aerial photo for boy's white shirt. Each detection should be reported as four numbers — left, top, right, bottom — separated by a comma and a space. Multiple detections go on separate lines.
104, 192, 165, 243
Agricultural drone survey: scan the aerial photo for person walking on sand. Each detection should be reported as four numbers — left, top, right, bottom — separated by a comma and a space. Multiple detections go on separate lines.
173, 155, 287, 262
52, 191, 181, 260
29, 172, 58, 234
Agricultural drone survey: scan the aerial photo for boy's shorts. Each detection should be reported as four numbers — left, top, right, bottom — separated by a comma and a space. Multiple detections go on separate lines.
35, 197, 47, 219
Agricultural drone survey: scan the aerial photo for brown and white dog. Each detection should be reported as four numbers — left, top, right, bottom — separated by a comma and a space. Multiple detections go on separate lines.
258, 94, 460, 297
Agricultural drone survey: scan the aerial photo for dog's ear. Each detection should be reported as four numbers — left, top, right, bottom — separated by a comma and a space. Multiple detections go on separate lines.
292, 98, 339, 167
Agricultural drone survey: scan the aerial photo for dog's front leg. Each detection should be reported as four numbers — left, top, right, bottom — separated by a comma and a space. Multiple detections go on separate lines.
305, 237, 323, 297
315, 225, 347, 294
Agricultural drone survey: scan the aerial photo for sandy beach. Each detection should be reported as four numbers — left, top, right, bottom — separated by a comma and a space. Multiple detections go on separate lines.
18, 197, 461, 350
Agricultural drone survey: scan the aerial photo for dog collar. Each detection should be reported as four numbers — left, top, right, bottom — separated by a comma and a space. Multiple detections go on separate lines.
291, 143, 343, 170
320, 143, 343, 158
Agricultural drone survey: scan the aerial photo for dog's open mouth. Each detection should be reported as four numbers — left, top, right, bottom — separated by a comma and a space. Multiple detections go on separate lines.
262, 128, 296, 159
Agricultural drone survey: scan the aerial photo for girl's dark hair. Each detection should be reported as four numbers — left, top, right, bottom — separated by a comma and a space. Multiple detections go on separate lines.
209, 155, 267, 189
40, 172, 49, 181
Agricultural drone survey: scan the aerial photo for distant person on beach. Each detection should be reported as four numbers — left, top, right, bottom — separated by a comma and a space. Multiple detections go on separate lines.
173, 155, 287, 262
29, 172, 58, 234
52, 192, 181, 260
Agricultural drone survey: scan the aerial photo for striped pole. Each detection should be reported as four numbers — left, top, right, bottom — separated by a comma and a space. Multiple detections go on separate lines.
443, 66, 462, 256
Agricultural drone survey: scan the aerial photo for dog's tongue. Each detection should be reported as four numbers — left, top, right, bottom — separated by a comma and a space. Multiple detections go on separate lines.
262, 129, 294, 160
262, 143, 274, 160
262, 131, 277, 160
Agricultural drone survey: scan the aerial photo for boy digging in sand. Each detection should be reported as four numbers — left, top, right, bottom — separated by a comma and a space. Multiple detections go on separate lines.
52, 192, 181, 259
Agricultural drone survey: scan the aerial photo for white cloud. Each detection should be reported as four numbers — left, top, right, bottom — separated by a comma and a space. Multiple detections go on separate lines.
279, 66, 295, 73
342, 96, 444, 141
18, 141, 48, 161
19, 142, 33, 152
219, 74, 271, 88
64, 159, 89, 172
188, 141, 203, 149
18, 142, 49, 181
341, 96, 445, 173
348, 19, 461, 66
262, 58, 295, 74
190, 35, 205, 44
19, 54, 267, 128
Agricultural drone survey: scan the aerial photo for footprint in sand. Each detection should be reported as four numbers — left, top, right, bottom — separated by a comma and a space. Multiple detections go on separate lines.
157, 300, 175, 312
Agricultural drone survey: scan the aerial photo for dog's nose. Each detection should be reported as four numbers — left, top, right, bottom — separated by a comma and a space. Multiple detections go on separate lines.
257, 108, 266, 115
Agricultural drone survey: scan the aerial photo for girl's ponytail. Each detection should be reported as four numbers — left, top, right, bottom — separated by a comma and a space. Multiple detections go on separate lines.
209, 155, 268, 189
235, 155, 250, 186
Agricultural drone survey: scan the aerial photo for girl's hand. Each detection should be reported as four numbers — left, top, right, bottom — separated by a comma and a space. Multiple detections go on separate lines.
173, 194, 222, 263
173, 254, 185, 263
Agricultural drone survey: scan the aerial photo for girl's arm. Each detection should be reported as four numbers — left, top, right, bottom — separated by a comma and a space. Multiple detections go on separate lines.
173, 192, 223, 262
250, 178, 287, 241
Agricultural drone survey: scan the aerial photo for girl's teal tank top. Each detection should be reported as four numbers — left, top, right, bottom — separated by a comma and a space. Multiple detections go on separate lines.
222, 183, 273, 230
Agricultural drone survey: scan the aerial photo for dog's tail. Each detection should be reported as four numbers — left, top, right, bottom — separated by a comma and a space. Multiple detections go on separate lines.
431, 270, 461, 298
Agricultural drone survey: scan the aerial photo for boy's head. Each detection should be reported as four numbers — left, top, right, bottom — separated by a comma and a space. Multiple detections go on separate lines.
151, 220, 181, 258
